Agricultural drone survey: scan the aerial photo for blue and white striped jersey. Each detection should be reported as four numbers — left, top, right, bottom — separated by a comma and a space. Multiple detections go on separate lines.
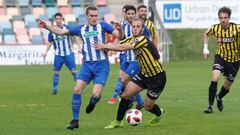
48, 24, 74, 56
69, 21, 115, 61
121, 22, 151, 62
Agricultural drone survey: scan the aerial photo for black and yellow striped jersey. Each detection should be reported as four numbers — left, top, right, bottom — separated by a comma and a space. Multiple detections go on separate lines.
120, 35, 164, 77
206, 22, 240, 62
145, 19, 156, 39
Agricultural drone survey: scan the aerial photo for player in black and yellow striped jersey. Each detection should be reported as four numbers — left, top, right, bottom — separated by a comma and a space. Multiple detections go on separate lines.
137, 5, 159, 47
119, 34, 164, 77
93, 18, 166, 128
203, 7, 240, 113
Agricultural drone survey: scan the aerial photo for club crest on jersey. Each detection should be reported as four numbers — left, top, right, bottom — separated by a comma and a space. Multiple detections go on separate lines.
84, 31, 99, 38
54, 36, 66, 41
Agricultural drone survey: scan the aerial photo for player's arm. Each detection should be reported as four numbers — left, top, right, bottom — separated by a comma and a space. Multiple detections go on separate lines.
43, 42, 52, 59
203, 30, 210, 59
39, 20, 70, 35
93, 42, 133, 51
74, 36, 82, 53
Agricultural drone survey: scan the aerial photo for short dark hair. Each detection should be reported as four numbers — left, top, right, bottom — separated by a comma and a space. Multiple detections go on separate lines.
54, 12, 63, 18
132, 18, 144, 28
86, 6, 98, 15
218, 7, 231, 17
122, 4, 130, 12
125, 5, 136, 13
137, 5, 147, 11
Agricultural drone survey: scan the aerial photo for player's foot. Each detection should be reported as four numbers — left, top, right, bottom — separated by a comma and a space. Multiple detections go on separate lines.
86, 103, 95, 114
216, 94, 223, 112
136, 104, 144, 110
104, 120, 123, 129
149, 108, 165, 127
204, 105, 213, 113
107, 98, 117, 104
66, 119, 79, 130
51, 90, 57, 95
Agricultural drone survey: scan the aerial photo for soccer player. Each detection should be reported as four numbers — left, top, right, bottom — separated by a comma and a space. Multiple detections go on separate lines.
137, 5, 160, 47
108, 5, 147, 110
39, 6, 121, 129
93, 18, 166, 128
42, 13, 80, 95
203, 7, 240, 113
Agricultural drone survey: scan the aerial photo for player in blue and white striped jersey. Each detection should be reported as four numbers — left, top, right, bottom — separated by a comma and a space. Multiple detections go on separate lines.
39, 6, 121, 129
43, 13, 80, 95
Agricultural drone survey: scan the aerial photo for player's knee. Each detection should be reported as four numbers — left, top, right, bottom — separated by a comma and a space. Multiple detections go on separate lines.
73, 86, 81, 93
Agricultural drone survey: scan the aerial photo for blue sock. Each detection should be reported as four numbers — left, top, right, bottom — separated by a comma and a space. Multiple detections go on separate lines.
72, 93, 81, 120
53, 73, 59, 91
90, 96, 101, 105
135, 93, 144, 106
113, 77, 123, 98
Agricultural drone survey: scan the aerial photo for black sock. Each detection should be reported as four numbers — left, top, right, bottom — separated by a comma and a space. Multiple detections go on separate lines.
209, 81, 218, 106
116, 98, 130, 121
149, 104, 161, 116
218, 86, 229, 99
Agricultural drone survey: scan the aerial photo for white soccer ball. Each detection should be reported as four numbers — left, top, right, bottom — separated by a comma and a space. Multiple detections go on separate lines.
126, 109, 142, 126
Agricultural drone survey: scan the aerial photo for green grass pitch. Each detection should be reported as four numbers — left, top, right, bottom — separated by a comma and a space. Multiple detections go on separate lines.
1, 61, 240, 135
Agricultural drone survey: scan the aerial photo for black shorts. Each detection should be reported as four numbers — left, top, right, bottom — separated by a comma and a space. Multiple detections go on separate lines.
213, 55, 240, 82
132, 71, 166, 100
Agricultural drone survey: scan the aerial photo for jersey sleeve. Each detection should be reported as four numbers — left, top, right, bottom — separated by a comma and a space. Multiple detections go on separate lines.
68, 25, 82, 36
48, 32, 53, 42
100, 21, 115, 34
206, 25, 215, 36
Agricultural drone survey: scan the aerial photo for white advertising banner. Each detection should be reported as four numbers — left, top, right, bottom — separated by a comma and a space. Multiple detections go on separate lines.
0, 45, 119, 65
156, 0, 240, 29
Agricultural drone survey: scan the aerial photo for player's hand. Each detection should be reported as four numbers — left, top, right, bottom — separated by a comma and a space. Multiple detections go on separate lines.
92, 41, 106, 50
203, 44, 210, 59
39, 19, 47, 28
114, 22, 121, 31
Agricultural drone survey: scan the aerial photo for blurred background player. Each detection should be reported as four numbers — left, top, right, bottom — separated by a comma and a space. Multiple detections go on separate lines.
203, 7, 240, 113
107, 5, 129, 104
39, 6, 121, 129
137, 5, 159, 47
93, 18, 166, 128
42, 13, 80, 95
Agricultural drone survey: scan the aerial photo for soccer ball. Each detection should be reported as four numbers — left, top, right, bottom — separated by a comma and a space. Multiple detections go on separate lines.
126, 109, 142, 126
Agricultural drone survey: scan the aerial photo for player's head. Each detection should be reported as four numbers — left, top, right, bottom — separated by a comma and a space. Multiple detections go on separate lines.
86, 6, 98, 26
218, 7, 231, 28
122, 4, 130, 20
137, 5, 148, 21
132, 18, 144, 37
125, 5, 136, 23
54, 13, 63, 27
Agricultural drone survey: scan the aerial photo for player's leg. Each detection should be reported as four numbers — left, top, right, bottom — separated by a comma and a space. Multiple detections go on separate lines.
204, 56, 223, 113
122, 61, 144, 109
216, 79, 232, 112
144, 71, 166, 126
105, 81, 144, 129
65, 53, 78, 81
108, 70, 124, 104
67, 62, 92, 130
216, 61, 239, 112
52, 55, 64, 95
86, 60, 110, 114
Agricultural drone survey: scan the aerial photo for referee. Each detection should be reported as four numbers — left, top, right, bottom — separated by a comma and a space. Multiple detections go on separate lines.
93, 18, 166, 128
203, 7, 240, 113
